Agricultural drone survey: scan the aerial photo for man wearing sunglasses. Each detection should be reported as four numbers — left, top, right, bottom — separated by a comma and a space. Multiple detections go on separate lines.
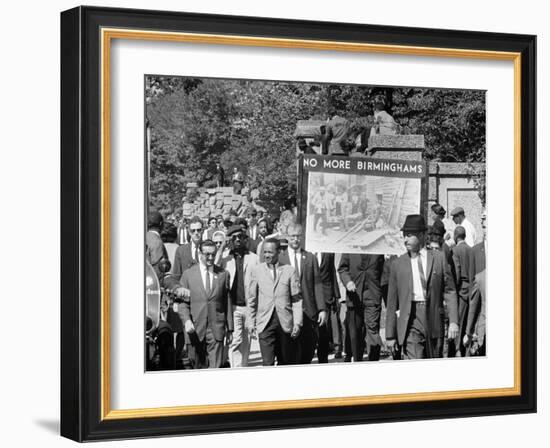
176, 240, 233, 369
219, 225, 259, 367
165, 216, 204, 291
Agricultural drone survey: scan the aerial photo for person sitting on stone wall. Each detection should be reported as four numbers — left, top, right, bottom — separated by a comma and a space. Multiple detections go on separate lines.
370, 100, 398, 136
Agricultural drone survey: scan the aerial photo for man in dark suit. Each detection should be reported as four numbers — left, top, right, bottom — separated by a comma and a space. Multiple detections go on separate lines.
386, 214, 459, 359
464, 270, 486, 356
279, 223, 327, 364
315, 251, 342, 362
246, 207, 259, 241
175, 240, 233, 369
165, 216, 203, 290
450, 225, 472, 357
469, 212, 486, 282
234, 217, 258, 254
178, 217, 191, 245
338, 252, 384, 361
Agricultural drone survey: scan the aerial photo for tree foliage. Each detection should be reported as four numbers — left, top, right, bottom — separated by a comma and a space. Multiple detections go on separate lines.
146, 78, 485, 215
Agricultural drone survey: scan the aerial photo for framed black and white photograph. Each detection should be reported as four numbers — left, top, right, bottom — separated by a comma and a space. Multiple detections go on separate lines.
60, 5, 536, 442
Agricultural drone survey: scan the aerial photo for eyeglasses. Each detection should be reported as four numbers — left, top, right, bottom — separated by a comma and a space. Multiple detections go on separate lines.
214, 241, 223, 246
232, 234, 244, 240
203, 253, 216, 258
190, 228, 202, 233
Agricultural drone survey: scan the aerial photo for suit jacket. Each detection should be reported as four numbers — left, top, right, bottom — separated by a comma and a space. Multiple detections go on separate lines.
220, 251, 259, 308
337, 254, 384, 308
469, 241, 486, 286
246, 237, 258, 254
452, 242, 472, 313
466, 270, 486, 342
178, 226, 191, 245
248, 263, 303, 334
318, 252, 341, 306
164, 242, 199, 289
386, 250, 458, 345
146, 230, 168, 277
177, 264, 233, 342
279, 250, 326, 321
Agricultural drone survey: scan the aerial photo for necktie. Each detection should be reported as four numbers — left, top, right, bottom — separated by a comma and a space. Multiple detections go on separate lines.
417, 254, 427, 297
205, 269, 211, 295
194, 245, 199, 263
294, 251, 300, 278
272, 265, 277, 282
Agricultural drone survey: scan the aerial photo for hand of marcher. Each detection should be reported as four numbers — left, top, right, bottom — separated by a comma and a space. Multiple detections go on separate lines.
346, 281, 356, 292
174, 287, 190, 298
184, 319, 195, 334
317, 310, 328, 326
226, 331, 233, 345
247, 322, 257, 339
463, 333, 471, 346
448, 322, 459, 339
291, 324, 301, 339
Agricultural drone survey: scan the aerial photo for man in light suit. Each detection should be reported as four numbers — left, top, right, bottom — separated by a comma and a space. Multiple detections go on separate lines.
247, 238, 302, 366
220, 225, 259, 367
279, 223, 327, 364
175, 240, 233, 369
165, 216, 203, 290
386, 215, 459, 359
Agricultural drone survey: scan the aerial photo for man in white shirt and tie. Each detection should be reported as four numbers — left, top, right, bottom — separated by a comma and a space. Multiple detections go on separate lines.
386, 214, 459, 359
279, 223, 327, 364
175, 240, 233, 369
165, 216, 203, 290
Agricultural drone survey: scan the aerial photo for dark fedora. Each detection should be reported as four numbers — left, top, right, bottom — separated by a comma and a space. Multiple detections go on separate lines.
401, 214, 427, 233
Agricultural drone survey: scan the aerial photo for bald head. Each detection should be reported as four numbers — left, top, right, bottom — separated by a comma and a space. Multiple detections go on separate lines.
454, 225, 466, 243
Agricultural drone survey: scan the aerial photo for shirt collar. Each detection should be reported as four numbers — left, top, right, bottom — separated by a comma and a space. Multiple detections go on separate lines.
288, 247, 301, 256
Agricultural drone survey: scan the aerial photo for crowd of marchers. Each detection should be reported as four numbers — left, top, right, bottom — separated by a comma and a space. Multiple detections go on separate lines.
145, 202, 486, 370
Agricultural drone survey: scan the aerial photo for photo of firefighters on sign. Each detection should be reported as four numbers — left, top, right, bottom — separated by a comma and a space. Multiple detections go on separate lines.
303, 155, 425, 255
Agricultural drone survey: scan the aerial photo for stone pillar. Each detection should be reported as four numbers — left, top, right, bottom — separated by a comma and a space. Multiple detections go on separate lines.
368, 135, 424, 161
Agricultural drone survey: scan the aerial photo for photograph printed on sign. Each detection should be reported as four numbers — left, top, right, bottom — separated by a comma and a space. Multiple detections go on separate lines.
144, 75, 487, 371
305, 171, 421, 255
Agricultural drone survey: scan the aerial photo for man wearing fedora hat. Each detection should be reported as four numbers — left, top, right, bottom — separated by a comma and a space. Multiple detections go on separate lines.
386, 214, 459, 359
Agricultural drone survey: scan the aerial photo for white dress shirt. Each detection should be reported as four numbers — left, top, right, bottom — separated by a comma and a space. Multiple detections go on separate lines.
461, 218, 477, 247
410, 248, 428, 302
316, 252, 323, 266
199, 263, 214, 290
287, 247, 302, 276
